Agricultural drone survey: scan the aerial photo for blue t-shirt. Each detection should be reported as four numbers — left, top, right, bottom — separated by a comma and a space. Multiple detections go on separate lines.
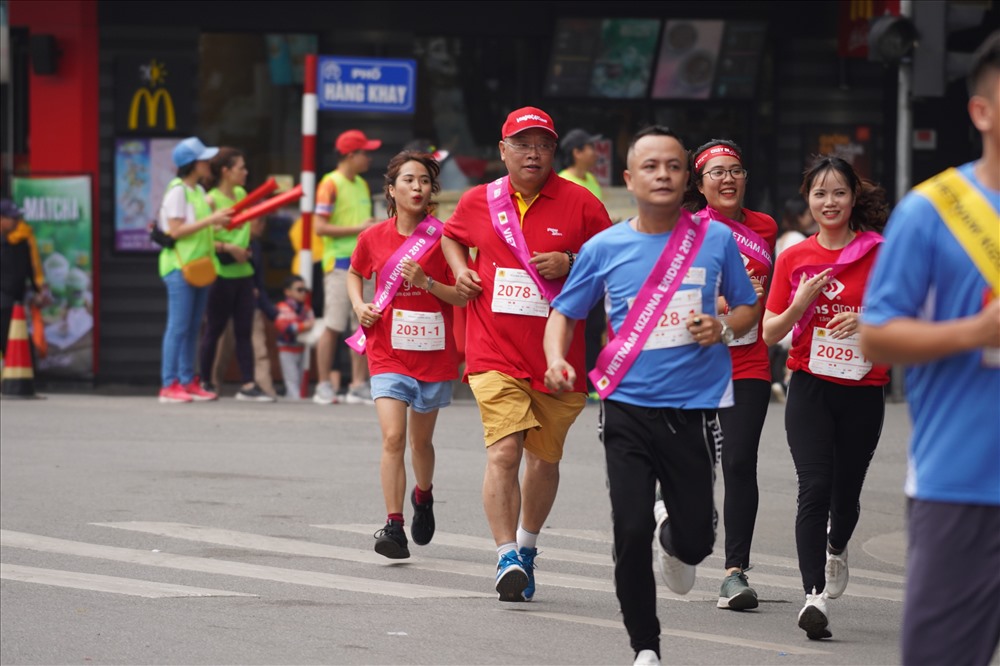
862, 162, 1000, 506
552, 219, 757, 408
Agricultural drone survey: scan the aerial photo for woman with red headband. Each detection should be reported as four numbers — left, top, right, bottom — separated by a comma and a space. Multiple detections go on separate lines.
763, 156, 889, 640
671, 139, 777, 612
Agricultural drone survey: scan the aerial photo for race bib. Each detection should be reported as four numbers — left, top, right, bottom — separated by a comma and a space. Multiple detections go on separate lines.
492, 267, 550, 317
730, 322, 758, 347
809, 327, 872, 381
628, 288, 702, 350
390, 309, 445, 351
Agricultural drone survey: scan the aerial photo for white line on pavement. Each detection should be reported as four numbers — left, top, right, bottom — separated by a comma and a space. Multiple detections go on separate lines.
0, 530, 486, 600
0, 563, 256, 598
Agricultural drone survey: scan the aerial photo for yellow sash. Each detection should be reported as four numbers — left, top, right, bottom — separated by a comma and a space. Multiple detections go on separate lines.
914, 167, 1000, 296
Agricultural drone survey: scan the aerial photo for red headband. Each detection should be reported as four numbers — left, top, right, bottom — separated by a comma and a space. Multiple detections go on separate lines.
694, 145, 742, 172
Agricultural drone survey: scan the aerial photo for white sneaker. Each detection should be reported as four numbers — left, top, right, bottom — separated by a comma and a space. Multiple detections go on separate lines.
313, 381, 336, 405
798, 587, 832, 640
825, 546, 849, 599
633, 649, 660, 666
343, 383, 374, 405
655, 507, 695, 595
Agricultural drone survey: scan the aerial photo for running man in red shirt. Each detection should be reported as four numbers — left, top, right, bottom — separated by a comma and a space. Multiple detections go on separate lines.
442, 107, 611, 602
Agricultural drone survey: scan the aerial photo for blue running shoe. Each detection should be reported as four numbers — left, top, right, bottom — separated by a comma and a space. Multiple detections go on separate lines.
519, 546, 538, 601
495, 550, 528, 602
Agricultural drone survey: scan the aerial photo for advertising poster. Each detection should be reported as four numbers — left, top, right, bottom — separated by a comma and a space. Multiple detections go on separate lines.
589, 19, 660, 99
651, 20, 725, 100
12, 176, 94, 379
115, 137, 181, 252
804, 125, 875, 181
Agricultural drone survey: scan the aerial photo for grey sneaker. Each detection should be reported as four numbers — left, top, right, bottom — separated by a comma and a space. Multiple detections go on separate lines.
717, 570, 759, 610
344, 383, 374, 405
824, 545, 849, 598
313, 381, 337, 405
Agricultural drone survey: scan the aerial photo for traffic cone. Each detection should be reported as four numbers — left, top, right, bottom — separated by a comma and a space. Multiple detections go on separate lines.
1, 303, 39, 399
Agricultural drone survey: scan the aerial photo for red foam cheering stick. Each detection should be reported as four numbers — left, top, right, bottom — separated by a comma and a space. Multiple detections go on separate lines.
230, 177, 278, 214
227, 184, 303, 229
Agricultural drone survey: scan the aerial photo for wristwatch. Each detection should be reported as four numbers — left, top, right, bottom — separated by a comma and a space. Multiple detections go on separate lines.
720, 320, 735, 345
425, 276, 435, 291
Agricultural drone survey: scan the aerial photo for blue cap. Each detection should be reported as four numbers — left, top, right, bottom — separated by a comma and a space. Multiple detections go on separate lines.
172, 137, 219, 168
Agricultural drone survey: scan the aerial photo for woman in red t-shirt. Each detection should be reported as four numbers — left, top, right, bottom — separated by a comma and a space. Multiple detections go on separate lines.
678, 139, 778, 612
763, 156, 889, 641
347, 150, 466, 560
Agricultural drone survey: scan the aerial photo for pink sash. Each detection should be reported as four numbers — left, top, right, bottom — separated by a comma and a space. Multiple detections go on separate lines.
486, 176, 562, 302
345, 216, 443, 355
789, 231, 883, 344
702, 206, 773, 270
588, 211, 707, 399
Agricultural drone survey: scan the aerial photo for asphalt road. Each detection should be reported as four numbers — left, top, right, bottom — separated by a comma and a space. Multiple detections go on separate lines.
0, 390, 951, 665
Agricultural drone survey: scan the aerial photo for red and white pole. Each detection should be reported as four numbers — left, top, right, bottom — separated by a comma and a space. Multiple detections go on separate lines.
300, 53, 317, 287
299, 54, 318, 398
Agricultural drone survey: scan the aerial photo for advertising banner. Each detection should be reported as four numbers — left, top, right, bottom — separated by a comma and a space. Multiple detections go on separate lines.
114, 137, 182, 252
12, 176, 94, 378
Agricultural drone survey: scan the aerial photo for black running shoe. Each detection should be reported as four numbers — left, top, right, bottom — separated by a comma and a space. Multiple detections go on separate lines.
410, 488, 435, 546
374, 520, 410, 559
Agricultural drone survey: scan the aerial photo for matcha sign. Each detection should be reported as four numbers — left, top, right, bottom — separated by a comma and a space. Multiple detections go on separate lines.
12, 176, 94, 379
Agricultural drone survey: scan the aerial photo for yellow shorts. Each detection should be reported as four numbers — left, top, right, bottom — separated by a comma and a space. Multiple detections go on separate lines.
467, 371, 586, 463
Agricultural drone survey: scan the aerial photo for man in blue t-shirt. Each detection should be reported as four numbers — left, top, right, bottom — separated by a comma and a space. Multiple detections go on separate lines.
860, 31, 1000, 666
543, 126, 758, 666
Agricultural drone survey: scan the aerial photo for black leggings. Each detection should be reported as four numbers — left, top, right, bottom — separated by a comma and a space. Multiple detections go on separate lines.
199, 276, 255, 384
785, 370, 885, 594
718, 379, 771, 570
602, 400, 718, 656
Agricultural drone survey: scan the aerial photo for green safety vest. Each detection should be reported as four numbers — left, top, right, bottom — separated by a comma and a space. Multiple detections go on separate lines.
158, 178, 215, 278
208, 186, 253, 279
320, 170, 372, 272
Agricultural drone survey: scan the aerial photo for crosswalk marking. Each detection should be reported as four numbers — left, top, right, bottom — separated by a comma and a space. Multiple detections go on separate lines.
0, 563, 256, 598
0, 530, 485, 600
319, 524, 905, 601
526, 611, 830, 656
2, 526, 829, 657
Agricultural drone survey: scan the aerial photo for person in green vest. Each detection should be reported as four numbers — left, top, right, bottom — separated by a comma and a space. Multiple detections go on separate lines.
312, 129, 382, 405
558, 128, 604, 200
157, 137, 232, 404
198, 147, 274, 402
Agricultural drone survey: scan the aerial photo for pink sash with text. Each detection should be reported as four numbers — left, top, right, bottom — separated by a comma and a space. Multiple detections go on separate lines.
789, 231, 883, 344
588, 211, 707, 399
702, 206, 773, 270
346, 216, 443, 355
487, 176, 562, 302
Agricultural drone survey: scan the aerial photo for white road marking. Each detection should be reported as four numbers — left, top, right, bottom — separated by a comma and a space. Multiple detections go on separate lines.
526, 611, 830, 656
0, 530, 485, 600
318, 524, 904, 600
0, 563, 256, 598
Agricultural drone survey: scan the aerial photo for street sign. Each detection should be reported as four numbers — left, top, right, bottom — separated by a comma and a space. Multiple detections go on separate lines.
317, 56, 416, 114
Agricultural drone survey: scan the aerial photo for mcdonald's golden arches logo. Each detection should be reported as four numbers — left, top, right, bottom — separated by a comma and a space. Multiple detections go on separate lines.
128, 59, 175, 130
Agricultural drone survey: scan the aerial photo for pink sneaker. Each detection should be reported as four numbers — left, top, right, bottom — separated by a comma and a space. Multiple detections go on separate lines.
183, 379, 218, 402
159, 381, 193, 404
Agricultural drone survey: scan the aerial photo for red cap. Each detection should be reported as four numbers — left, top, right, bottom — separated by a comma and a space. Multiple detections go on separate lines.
335, 129, 382, 155
501, 107, 558, 140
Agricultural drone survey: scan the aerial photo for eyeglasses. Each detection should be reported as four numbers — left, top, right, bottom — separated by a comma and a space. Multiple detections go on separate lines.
504, 140, 557, 155
705, 167, 748, 180
292, 287, 307, 293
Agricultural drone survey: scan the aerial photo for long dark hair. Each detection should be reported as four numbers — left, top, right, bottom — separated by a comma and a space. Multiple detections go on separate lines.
683, 138, 743, 212
800, 155, 888, 233
207, 147, 244, 191
383, 150, 441, 217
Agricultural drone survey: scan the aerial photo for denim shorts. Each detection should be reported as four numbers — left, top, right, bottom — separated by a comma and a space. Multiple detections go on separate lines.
370, 373, 453, 413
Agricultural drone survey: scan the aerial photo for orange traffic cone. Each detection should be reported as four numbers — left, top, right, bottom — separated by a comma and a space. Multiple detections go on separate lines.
1, 303, 39, 399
